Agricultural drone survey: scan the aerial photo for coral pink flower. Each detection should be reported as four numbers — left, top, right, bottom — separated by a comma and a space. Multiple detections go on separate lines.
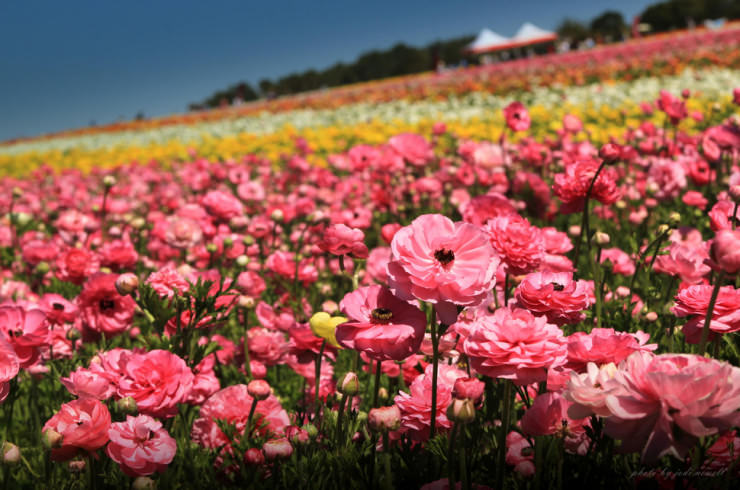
462, 306, 566, 385
0, 336, 19, 403
145, 268, 190, 299
236, 271, 266, 297
394, 364, 467, 441
337, 285, 426, 361
566, 328, 656, 372
503, 102, 531, 132
76, 273, 136, 338
116, 350, 194, 418
563, 114, 583, 133
709, 200, 740, 231
319, 224, 368, 258
520, 392, 589, 455
191, 384, 290, 450
656, 90, 687, 125
60, 366, 115, 400
653, 242, 710, 284
710, 229, 740, 275
459, 193, 516, 227
599, 248, 635, 276
514, 271, 593, 325
553, 159, 621, 214
564, 362, 621, 418
98, 239, 139, 270
201, 190, 244, 221
106, 415, 176, 477
38, 293, 78, 326
388, 214, 499, 325
246, 328, 290, 366
55, 247, 100, 285
0, 305, 49, 368
42, 398, 111, 461
187, 355, 221, 406
163, 216, 203, 249
388, 133, 434, 167
484, 214, 544, 276
604, 352, 740, 463
365, 247, 391, 285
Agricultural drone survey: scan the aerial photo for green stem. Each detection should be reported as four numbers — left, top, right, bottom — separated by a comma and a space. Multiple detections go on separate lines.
589, 244, 603, 328
382, 432, 393, 490
496, 381, 513, 489
372, 359, 382, 408
336, 393, 347, 446
430, 322, 439, 438
504, 273, 510, 307
242, 309, 252, 380
246, 398, 258, 436
698, 272, 724, 356
447, 423, 459, 489
315, 340, 327, 420
573, 159, 609, 271
460, 426, 470, 490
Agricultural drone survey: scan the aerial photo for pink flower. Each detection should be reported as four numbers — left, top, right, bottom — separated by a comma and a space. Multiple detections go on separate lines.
459, 193, 516, 227
553, 159, 621, 214
710, 229, 740, 275
484, 214, 544, 276
187, 355, 220, 406
263, 438, 293, 460
388, 133, 434, 167
604, 352, 740, 463
506, 431, 535, 477
42, 398, 111, 461
672, 284, 740, 337
163, 217, 203, 249
563, 114, 583, 133
462, 306, 566, 385
201, 190, 244, 221
116, 350, 194, 418
599, 248, 635, 276
566, 328, 656, 372
76, 273, 136, 338
0, 305, 49, 368
520, 392, 589, 455
39, 294, 78, 326
388, 214, 499, 325
337, 285, 426, 361
653, 242, 710, 284
656, 90, 687, 125
503, 102, 531, 132
247, 328, 290, 366
319, 224, 368, 258
107, 415, 176, 477
564, 362, 621, 418
60, 367, 115, 400
514, 271, 592, 325
98, 239, 139, 270
236, 271, 266, 297
145, 267, 190, 299
0, 336, 19, 403
55, 247, 100, 285
394, 364, 467, 441
365, 247, 391, 285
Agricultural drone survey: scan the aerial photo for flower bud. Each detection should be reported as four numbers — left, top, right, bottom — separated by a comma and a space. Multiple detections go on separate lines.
243, 235, 256, 246
645, 311, 658, 322
452, 377, 485, 404
223, 236, 233, 248
302, 423, 318, 438
68, 459, 86, 473
593, 232, 610, 246
656, 224, 670, 235
66, 328, 82, 341
568, 225, 581, 237
42, 429, 63, 449
132, 477, 156, 490
270, 209, 284, 222
262, 438, 293, 460
447, 398, 476, 424
11, 187, 22, 199
205, 243, 218, 253
103, 175, 116, 188
244, 448, 265, 466
115, 273, 139, 296
377, 387, 388, 401
130, 217, 146, 229
367, 405, 401, 433
116, 396, 138, 415
2, 442, 20, 465
285, 426, 310, 445
238, 295, 256, 309
247, 379, 271, 400
235, 255, 249, 267
729, 185, 740, 203
338, 372, 360, 397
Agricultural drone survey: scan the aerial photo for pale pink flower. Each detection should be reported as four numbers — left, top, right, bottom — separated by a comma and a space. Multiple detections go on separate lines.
107, 415, 176, 477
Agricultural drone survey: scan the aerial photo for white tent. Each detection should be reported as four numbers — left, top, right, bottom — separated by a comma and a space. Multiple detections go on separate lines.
512, 22, 557, 43
467, 28, 510, 53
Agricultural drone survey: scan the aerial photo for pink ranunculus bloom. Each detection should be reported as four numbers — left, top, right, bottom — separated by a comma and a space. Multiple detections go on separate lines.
116, 350, 194, 419
388, 214, 499, 325
364, 247, 391, 285
388, 133, 434, 167
0, 305, 49, 368
201, 190, 244, 221
599, 248, 635, 276
0, 336, 19, 403
709, 200, 740, 231
191, 384, 290, 451
484, 214, 544, 276
145, 267, 190, 299
60, 366, 115, 400
710, 229, 740, 275
563, 113, 583, 134
337, 285, 426, 361
520, 391, 589, 455
672, 284, 740, 335
55, 247, 101, 285
163, 216, 203, 249
459, 193, 516, 227
246, 327, 290, 366
76, 273, 136, 338
506, 431, 535, 477
553, 159, 621, 214
98, 239, 139, 270
604, 352, 740, 464
394, 364, 467, 441
503, 101, 531, 132
106, 415, 176, 477
236, 270, 266, 298
187, 355, 221, 406
563, 362, 621, 418
565, 328, 656, 372
462, 306, 567, 385
38, 293, 78, 326
656, 90, 687, 125
514, 271, 592, 325
653, 242, 711, 284
319, 224, 368, 258
42, 398, 111, 461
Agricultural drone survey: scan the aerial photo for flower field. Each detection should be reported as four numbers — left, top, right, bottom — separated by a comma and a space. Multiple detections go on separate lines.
1, 25, 740, 489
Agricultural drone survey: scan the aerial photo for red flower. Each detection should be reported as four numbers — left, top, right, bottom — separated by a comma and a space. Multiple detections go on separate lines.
43, 398, 111, 461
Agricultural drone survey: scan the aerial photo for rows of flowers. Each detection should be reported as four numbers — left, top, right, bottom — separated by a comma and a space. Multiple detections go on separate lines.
0, 81, 739, 488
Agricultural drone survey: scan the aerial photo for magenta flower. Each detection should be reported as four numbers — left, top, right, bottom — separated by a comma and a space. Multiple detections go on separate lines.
503, 101, 531, 132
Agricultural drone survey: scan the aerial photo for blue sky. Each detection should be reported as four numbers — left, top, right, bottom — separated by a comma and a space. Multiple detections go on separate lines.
0, 0, 655, 141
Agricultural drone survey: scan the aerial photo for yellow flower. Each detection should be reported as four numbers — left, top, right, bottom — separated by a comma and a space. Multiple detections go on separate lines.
309, 312, 346, 348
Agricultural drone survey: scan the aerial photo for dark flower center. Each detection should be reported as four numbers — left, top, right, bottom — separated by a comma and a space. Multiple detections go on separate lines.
551, 283, 565, 291
371, 308, 393, 323
99, 299, 116, 311
434, 248, 455, 265
52, 303, 65, 311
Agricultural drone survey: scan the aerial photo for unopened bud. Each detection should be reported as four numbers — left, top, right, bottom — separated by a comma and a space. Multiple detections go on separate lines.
235, 255, 248, 267
103, 175, 116, 188
668, 212, 681, 227
367, 406, 401, 433
243, 235, 255, 246
238, 295, 256, 309
377, 387, 388, 401
657, 224, 670, 235
2, 442, 20, 465
568, 225, 581, 237
130, 217, 146, 229
615, 200, 627, 210
116, 396, 138, 415
132, 477, 156, 490
593, 232, 610, 246
729, 185, 740, 203
244, 448, 265, 466
11, 187, 22, 199
66, 328, 82, 341
338, 372, 360, 397
598, 143, 622, 163
68, 459, 86, 473
115, 273, 139, 296
446, 398, 476, 424
302, 423, 318, 438
247, 379, 271, 401
42, 429, 63, 449
205, 243, 218, 253
645, 311, 658, 322
270, 209, 284, 222
35, 262, 50, 275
